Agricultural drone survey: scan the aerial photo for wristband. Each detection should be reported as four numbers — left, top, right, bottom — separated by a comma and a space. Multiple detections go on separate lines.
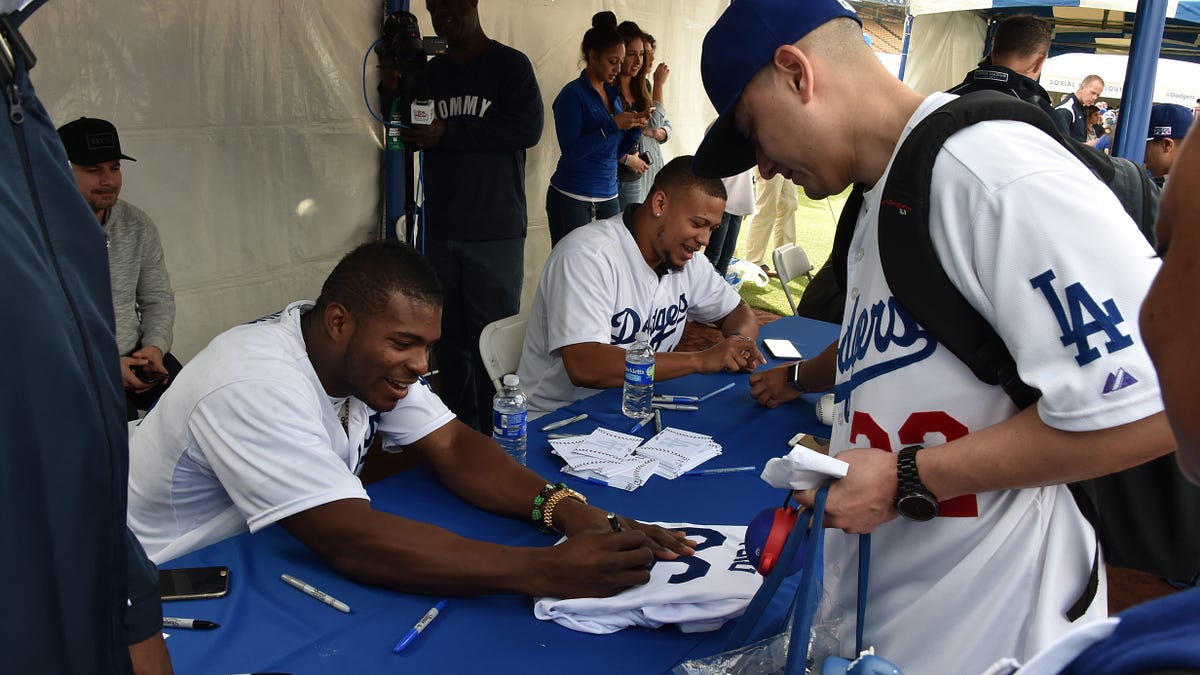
541, 488, 587, 534
787, 360, 807, 393
531, 483, 565, 532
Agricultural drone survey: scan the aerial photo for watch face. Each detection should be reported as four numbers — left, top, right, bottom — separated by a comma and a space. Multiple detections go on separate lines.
897, 493, 938, 522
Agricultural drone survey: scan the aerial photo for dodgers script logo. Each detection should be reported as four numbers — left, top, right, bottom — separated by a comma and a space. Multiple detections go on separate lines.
610, 294, 690, 350
834, 294, 936, 419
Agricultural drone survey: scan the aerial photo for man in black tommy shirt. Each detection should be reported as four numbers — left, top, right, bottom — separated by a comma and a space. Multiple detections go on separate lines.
389, 0, 544, 433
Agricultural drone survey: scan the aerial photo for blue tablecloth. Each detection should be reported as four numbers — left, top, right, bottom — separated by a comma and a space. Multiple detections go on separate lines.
163, 316, 839, 674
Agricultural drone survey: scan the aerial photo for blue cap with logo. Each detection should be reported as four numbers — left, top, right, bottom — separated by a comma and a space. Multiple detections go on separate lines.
1147, 103, 1193, 141
694, 0, 860, 178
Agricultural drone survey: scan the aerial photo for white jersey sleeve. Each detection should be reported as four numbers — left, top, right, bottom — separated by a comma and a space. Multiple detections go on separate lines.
377, 377, 456, 451
533, 524, 761, 634
680, 255, 742, 325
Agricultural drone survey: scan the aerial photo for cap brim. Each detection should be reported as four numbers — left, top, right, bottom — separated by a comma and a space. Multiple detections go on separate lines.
693, 109, 757, 179
120, 153, 137, 162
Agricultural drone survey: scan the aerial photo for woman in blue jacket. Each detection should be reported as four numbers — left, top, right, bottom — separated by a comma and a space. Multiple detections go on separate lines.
546, 11, 648, 246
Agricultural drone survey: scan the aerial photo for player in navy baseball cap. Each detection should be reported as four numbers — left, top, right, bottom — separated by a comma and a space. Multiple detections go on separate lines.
693, 0, 859, 180
1144, 103, 1193, 180
57, 116, 136, 166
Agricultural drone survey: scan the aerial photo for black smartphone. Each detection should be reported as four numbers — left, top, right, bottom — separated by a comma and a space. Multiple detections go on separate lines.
134, 367, 169, 384
159, 566, 230, 601
638, 150, 652, 164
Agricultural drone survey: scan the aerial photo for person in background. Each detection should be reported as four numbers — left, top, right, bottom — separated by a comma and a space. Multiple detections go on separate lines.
946, 13, 1064, 132
2, 6, 171, 671
1055, 74, 1104, 143
639, 33, 672, 193
519, 157, 764, 418
58, 117, 181, 421
705, 160, 756, 279
1085, 105, 1104, 143
615, 20, 651, 209
694, 0, 1173, 671
1144, 103, 1194, 185
743, 168, 797, 277
390, 0, 544, 433
546, 11, 647, 245
127, 240, 695, 597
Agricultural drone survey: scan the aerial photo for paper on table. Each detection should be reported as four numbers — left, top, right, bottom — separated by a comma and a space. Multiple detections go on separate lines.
637, 428, 722, 478
760, 446, 849, 490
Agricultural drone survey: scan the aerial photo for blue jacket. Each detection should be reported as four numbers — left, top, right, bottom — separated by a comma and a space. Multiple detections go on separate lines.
550, 71, 641, 198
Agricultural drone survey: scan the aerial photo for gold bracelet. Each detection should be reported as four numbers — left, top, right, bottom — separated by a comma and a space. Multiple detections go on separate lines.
541, 488, 587, 534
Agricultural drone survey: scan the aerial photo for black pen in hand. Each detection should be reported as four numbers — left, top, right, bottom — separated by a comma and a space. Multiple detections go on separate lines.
607, 512, 623, 533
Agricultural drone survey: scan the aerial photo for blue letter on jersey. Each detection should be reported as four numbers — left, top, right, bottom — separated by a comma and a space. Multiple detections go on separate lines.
1030, 269, 1134, 366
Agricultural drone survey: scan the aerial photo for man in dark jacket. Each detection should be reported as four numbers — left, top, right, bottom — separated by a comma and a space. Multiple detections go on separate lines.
947, 14, 1065, 133
1056, 74, 1105, 143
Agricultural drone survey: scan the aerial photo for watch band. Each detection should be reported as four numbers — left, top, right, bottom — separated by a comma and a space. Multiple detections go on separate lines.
787, 360, 806, 393
895, 445, 938, 522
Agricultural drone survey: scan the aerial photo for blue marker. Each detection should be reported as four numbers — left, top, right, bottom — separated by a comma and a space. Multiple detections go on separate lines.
683, 465, 757, 477
583, 476, 613, 488
392, 600, 447, 654
697, 382, 735, 403
652, 395, 699, 404
629, 416, 652, 434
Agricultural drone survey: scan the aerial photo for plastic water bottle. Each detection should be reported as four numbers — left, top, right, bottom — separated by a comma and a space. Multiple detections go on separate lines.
492, 374, 528, 465
622, 331, 655, 419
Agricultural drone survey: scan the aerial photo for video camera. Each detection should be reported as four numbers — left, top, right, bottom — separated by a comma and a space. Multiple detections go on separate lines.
374, 11, 446, 124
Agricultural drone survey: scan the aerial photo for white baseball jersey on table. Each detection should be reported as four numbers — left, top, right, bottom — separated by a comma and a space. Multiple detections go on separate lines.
127, 301, 454, 563
518, 214, 741, 417
820, 93, 1163, 675
534, 523, 760, 633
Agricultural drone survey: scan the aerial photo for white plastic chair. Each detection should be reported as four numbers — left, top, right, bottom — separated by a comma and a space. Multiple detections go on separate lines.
772, 243, 815, 315
478, 312, 529, 393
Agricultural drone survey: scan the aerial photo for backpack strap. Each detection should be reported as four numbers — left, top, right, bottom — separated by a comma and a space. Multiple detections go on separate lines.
831, 183, 865, 292
877, 91, 1046, 410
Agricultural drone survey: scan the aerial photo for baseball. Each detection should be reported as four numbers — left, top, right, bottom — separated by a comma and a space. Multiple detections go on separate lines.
816, 393, 836, 427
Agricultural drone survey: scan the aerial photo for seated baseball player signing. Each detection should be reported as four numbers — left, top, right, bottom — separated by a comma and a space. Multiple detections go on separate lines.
127, 241, 694, 599
517, 155, 765, 418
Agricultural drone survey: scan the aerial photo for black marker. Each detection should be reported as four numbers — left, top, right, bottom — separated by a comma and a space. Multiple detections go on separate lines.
607, 512, 623, 533
162, 617, 220, 630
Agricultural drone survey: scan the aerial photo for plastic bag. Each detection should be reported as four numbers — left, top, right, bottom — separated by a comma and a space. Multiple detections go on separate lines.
729, 257, 770, 288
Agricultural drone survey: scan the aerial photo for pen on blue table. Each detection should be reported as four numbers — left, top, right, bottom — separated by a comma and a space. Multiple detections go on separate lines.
582, 476, 613, 488
607, 512, 623, 533
697, 382, 735, 403
629, 416, 652, 433
652, 395, 698, 404
392, 600, 447, 654
654, 408, 663, 433
652, 402, 698, 411
547, 432, 585, 439
280, 573, 350, 613
684, 465, 758, 477
541, 413, 588, 432
162, 617, 220, 630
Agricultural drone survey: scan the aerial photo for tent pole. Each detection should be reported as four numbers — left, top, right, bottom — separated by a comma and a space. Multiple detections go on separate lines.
897, 12, 913, 81
382, 0, 410, 242
1111, 0, 1167, 163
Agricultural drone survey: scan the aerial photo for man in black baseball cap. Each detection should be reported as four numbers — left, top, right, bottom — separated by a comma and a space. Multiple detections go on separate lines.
57, 116, 137, 165
57, 116, 180, 421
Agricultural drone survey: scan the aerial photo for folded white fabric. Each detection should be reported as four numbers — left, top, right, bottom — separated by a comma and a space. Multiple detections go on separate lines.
760, 445, 849, 490
533, 523, 761, 634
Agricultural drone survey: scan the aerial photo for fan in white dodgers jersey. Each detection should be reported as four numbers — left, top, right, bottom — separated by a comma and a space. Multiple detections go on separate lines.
127, 240, 697, 600
518, 155, 765, 418
693, 0, 1174, 673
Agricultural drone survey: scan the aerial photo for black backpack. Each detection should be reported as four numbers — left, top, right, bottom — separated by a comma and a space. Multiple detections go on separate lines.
824, 91, 1198, 589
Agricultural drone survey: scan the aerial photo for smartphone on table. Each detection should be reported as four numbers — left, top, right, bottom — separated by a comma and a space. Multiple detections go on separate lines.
159, 566, 230, 601
762, 338, 803, 360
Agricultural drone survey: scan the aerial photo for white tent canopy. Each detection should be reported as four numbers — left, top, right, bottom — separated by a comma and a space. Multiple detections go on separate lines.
22, 1, 727, 360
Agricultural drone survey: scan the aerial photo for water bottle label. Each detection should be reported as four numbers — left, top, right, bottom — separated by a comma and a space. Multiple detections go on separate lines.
493, 410, 527, 439
624, 362, 654, 386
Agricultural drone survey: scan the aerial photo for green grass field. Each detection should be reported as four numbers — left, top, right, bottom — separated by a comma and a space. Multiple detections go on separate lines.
731, 185, 850, 316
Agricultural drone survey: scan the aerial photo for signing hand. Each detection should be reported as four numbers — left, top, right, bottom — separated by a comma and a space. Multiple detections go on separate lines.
749, 363, 803, 408
538, 528, 657, 598
792, 447, 900, 534
616, 515, 696, 559
701, 335, 765, 374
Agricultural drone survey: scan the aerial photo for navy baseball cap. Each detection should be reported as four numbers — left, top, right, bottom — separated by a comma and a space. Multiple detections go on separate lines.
57, 117, 136, 165
1147, 104, 1193, 141
694, 0, 860, 178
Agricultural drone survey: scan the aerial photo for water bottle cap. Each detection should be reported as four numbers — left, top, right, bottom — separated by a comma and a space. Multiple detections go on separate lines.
502, 374, 519, 387
635, 331, 649, 340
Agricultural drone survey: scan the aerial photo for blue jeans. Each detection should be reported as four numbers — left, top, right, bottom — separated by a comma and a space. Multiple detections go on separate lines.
546, 186, 619, 246
705, 213, 743, 277
424, 237, 524, 432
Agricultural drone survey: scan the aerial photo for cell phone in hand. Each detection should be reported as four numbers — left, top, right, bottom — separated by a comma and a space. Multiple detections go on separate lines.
762, 338, 803, 360
134, 366, 169, 384
159, 566, 229, 601
638, 150, 652, 164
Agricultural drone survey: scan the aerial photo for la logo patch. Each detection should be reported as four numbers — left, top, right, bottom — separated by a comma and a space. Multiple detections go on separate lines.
1030, 269, 1133, 366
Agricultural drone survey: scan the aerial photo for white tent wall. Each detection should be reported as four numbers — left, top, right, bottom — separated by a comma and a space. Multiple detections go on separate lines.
902, 12, 988, 94
21, 0, 726, 361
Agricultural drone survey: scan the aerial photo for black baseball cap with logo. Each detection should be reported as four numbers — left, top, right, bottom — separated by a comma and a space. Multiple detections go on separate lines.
56, 117, 136, 165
